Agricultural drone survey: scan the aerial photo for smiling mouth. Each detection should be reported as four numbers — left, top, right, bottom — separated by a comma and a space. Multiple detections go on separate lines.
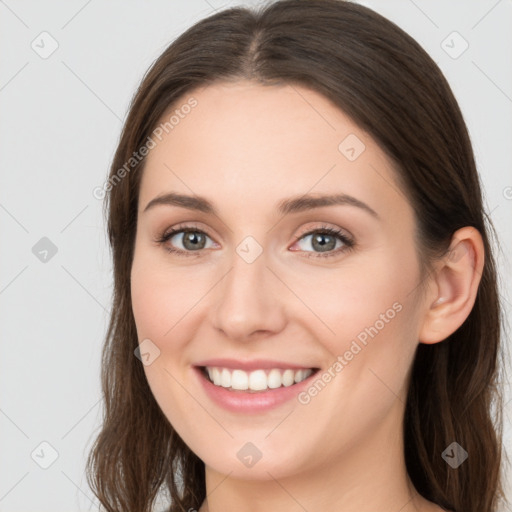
198, 366, 320, 393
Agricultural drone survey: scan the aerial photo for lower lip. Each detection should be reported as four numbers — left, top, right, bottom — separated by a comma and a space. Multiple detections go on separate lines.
194, 367, 318, 413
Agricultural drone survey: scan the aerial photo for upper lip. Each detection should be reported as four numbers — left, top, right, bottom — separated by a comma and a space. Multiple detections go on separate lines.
194, 358, 319, 372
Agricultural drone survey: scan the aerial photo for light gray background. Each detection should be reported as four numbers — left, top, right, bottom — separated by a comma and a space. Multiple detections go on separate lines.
0, 1, 511, 511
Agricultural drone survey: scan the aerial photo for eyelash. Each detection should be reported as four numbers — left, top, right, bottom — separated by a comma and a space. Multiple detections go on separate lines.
154, 223, 355, 259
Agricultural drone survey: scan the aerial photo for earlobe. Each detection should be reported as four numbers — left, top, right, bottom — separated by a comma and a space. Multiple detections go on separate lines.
418, 227, 485, 344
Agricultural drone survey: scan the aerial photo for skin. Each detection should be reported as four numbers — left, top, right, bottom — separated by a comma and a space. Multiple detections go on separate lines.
130, 80, 484, 512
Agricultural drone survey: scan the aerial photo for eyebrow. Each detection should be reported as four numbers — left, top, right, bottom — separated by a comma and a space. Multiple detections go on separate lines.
143, 192, 379, 219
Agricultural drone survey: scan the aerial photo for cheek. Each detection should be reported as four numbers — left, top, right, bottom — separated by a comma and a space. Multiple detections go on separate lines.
303, 244, 421, 399
300, 251, 418, 349
130, 252, 210, 401
130, 272, 172, 340
130, 258, 206, 439
130, 250, 203, 344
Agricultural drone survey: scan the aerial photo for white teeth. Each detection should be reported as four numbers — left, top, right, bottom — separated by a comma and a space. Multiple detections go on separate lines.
249, 369, 267, 391
267, 369, 282, 389
231, 369, 249, 390
211, 367, 221, 385
221, 368, 231, 388
282, 369, 295, 387
204, 366, 314, 391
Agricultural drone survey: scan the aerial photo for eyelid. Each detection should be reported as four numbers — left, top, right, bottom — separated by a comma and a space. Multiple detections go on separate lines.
293, 223, 353, 243
160, 222, 210, 240
156, 222, 355, 259
289, 224, 355, 259
156, 222, 218, 250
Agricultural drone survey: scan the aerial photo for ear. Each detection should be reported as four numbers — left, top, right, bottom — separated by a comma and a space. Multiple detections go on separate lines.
418, 226, 485, 344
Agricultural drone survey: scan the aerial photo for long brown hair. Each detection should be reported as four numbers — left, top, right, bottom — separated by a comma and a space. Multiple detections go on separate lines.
86, 1, 508, 511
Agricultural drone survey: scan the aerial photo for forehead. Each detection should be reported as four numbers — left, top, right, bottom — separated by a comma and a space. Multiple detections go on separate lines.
138, 80, 409, 224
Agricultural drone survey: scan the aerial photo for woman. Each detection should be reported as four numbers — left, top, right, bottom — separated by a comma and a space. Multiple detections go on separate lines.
86, 1, 507, 511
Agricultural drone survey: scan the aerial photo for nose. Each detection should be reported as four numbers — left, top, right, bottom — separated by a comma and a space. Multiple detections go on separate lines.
210, 247, 287, 343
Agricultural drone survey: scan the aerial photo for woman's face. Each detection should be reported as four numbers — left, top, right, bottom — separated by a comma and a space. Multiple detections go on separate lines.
131, 80, 429, 480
